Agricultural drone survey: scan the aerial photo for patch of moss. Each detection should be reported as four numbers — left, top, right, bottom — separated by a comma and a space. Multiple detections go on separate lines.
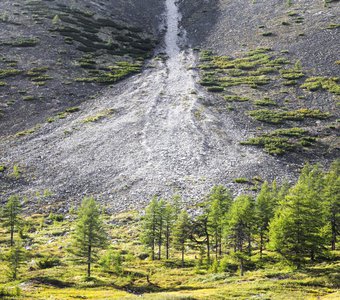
0, 69, 22, 78
82, 108, 115, 123
0, 37, 39, 47
248, 108, 330, 124
0, 165, 6, 172
224, 95, 249, 102
301, 77, 340, 95
241, 127, 317, 155
253, 98, 277, 106
233, 177, 250, 184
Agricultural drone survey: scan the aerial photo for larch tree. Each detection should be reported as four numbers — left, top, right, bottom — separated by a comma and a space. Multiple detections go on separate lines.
225, 194, 255, 276
323, 159, 340, 250
207, 185, 232, 257
163, 203, 175, 259
3, 195, 22, 246
255, 181, 277, 258
141, 196, 160, 260
70, 196, 108, 278
269, 164, 327, 266
173, 210, 191, 267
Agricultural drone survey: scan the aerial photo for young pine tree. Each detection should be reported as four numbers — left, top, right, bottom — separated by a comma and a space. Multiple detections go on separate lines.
163, 203, 175, 259
141, 196, 160, 260
323, 160, 340, 250
173, 210, 190, 267
3, 195, 22, 246
156, 199, 166, 260
70, 196, 108, 278
207, 185, 232, 257
225, 194, 255, 275
255, 181, 277, 258
269, 164, 327, 266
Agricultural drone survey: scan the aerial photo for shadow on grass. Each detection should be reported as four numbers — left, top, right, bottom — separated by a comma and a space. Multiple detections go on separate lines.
29, 276, 74, 288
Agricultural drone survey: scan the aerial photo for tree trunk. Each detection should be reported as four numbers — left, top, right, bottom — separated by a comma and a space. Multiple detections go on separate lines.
311, 249, 315, 261
87, 244, 91, 278
331, 217, 336, 251
240, 258, 244, 276
204, 221, 210, 265
151, 240, 155, 260
10, 224, 14, 246
181, 246, 184, 267
215, 232, 218, 260
260, 231, 263, 259
166, 228, 170, 259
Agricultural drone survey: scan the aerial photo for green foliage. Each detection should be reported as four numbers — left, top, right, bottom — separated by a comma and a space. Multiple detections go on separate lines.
69, 196, 108, 278
2, 195, 22, 246
248, 108, 330, 124
173, 210, 190, 267
301, 77, 340, 95
0, 68, 22, 78
99, 249, 123, 275
269, 164, 328, 266
81, 109, 115, 123
36, 256, 61, 269
241, 127, 316, 155
233, 177, 250, 184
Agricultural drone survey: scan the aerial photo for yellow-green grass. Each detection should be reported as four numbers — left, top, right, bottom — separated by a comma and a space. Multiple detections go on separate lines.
0, 212, 339, 299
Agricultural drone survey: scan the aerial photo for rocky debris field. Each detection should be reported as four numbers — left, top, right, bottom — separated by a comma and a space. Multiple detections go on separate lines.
0, 0, 339, 213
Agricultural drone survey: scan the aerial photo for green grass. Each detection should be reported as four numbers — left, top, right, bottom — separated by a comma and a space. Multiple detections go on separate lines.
0, 212, 338, 299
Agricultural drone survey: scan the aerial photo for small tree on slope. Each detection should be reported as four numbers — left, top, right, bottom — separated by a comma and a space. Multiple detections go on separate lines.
70, 196, 108, 278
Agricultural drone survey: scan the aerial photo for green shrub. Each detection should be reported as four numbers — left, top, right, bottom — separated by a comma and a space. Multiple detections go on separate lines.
37, 256, 62, 269
234, 178, 250, 184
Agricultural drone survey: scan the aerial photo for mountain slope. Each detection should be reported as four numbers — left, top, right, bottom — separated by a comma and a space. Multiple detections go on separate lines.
0, 0, 339, 212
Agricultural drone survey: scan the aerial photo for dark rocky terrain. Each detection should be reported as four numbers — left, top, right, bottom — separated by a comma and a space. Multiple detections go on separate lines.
0, 0, 339, 213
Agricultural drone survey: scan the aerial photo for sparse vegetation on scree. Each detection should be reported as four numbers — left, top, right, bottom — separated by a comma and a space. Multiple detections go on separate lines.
0, 160, 339, 299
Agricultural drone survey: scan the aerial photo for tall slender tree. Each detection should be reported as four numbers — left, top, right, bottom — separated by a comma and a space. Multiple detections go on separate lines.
225, 194, 255, 275
207, 185, 232, 257
3, 195, 22, 246
173, 210, 190, 267
141, 196, 160, 260
163, 203, 175, 259
323, 160, 340, 250
70, 196, 108, 278
255, 181, 277, 258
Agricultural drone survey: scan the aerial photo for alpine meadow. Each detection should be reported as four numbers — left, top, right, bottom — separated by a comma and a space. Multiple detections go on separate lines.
0, 0, 339, 299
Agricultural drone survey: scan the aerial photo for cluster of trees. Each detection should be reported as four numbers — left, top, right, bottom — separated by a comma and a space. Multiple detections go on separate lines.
1, 160, 338, 280
141, 161, 339, 272
0, 196, 108, 279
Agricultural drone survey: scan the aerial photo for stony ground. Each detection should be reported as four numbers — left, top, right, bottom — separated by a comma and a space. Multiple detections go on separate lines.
0, 0, 339, 212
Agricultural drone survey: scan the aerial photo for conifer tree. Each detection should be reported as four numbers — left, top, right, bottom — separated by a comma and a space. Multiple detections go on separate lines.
269, 164, 327, 266
70, 196, 108, 278
3, 195, 22, 246
255, 181, 276, 258
225, 195, 255, 275
156, 199, 166, 260
141, 196, 160, 260
207, 185, 232, 257
323, 160, 340, 250
163, 203, 175, 259
173, 210, 190, 267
